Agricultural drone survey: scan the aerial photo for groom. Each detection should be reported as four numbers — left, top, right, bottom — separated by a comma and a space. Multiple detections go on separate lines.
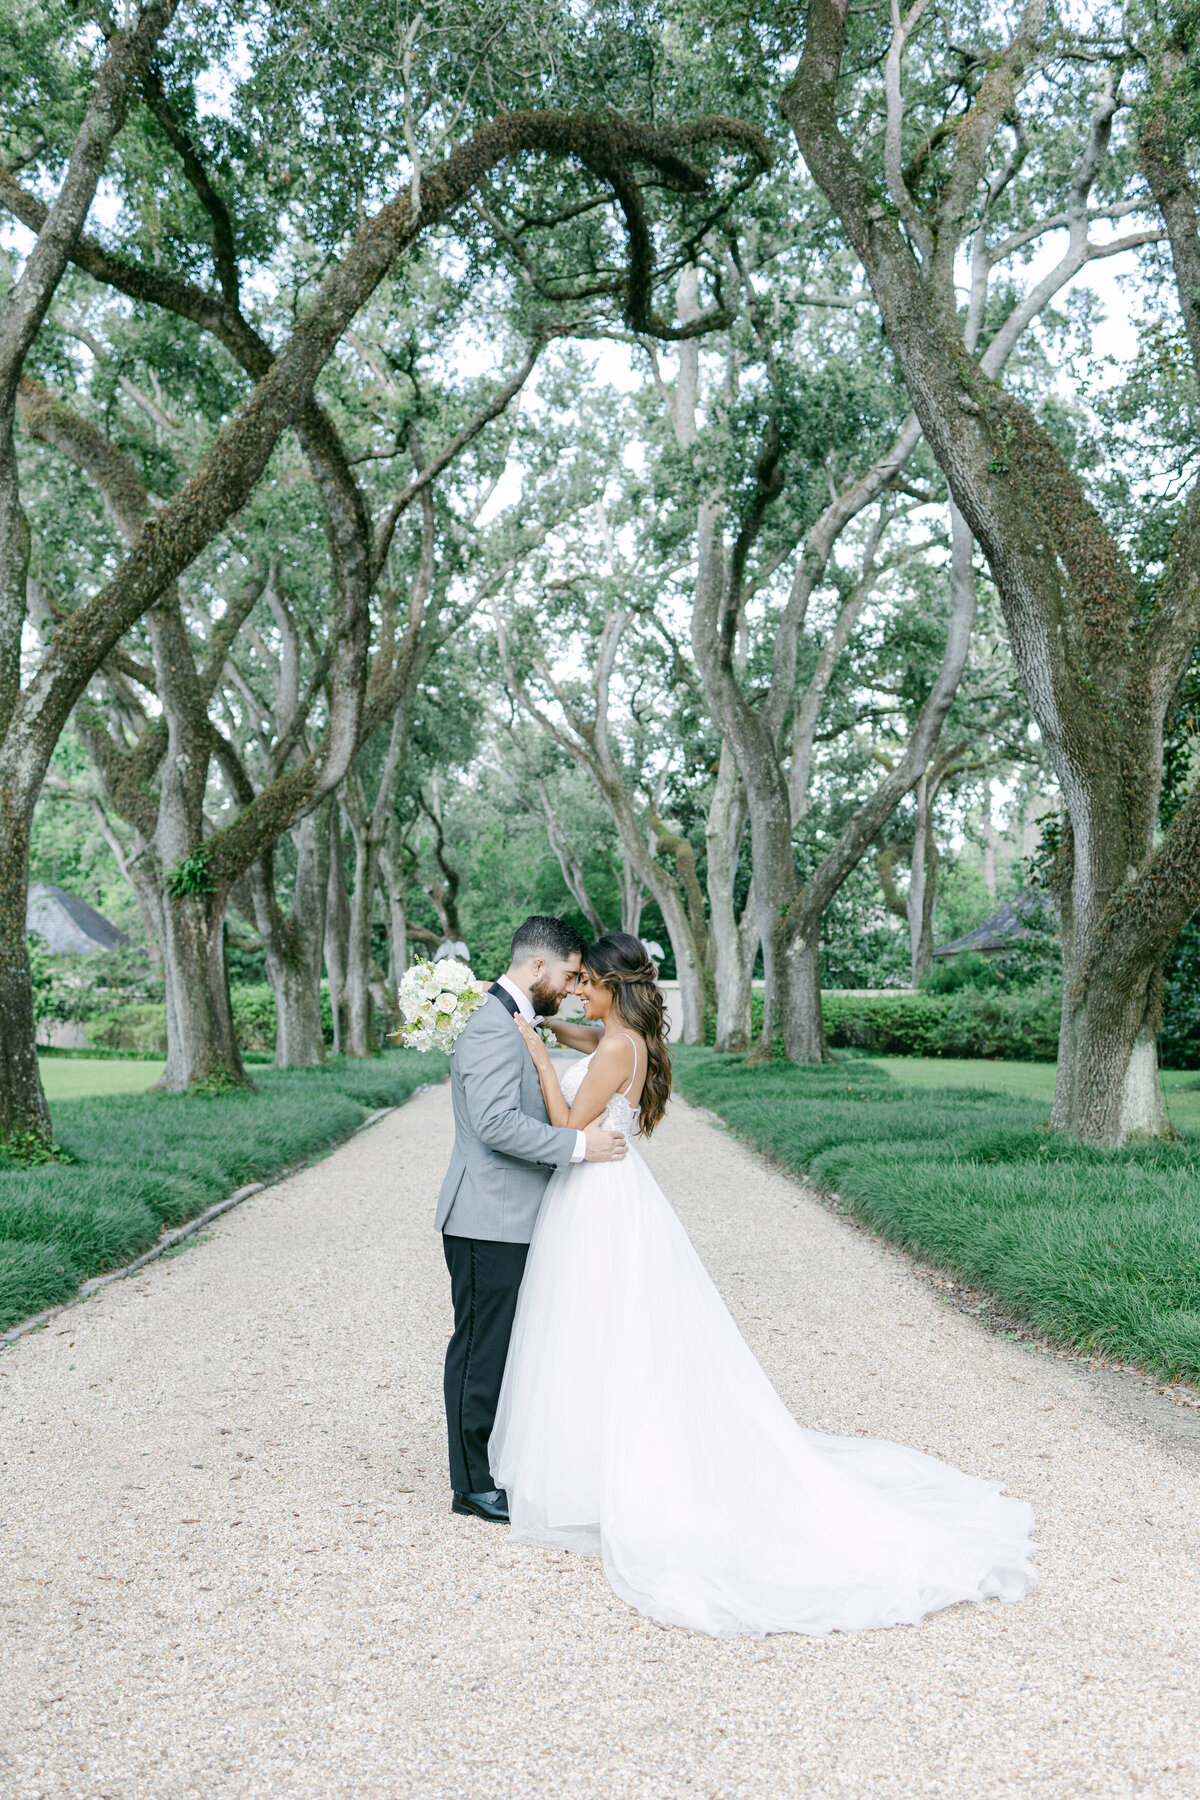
436, 914, 627, 1523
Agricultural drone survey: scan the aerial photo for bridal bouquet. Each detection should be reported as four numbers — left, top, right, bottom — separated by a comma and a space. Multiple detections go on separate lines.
395, 958, 488, 1053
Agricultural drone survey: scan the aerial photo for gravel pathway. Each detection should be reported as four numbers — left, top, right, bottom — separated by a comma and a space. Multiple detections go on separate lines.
2, 1084, 1198, 1799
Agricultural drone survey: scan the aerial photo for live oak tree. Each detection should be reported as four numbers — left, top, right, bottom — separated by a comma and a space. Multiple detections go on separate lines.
495, 508, 716, 1043
787, 0, 1200, 1141
326, 337, 654, 1054
636, 7, 1159, 1063
0, 1, 177, 1142
0, 0, 768, 1137
490, 726, 652, 942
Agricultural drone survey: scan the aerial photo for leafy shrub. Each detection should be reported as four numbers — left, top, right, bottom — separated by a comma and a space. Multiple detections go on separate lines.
85, 1002, 168, 1053
0, 1050, 447, 1331
673, 1048, 1200, 1384
724, 976, 1199, 1067
229, 983, 336, 1051
83, 985, 337, 1056
1162, 914, 1200, 1071
822, 986, 1063, 1061
230, 984, 277, 1050
30, 939, 164, 1031
716, 985, 1061, 1062
919, 950, 1004, 995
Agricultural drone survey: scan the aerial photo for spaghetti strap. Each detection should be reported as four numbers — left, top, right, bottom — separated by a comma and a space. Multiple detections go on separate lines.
618, 1032, 639, 1097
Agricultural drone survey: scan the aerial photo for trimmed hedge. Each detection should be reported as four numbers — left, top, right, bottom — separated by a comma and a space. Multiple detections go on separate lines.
823, 986, 1062, 1061
85, 984, 339, 1055
0, 1049, 446, 1332
673, 1048, 1200, 1385
86, 1001, 168, 1053
731, 985, 1063, 1061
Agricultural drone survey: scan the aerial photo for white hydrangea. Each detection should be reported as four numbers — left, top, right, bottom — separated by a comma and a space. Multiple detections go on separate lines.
394, 958, 489, 1053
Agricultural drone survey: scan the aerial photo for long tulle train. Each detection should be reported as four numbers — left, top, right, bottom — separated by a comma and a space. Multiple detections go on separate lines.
491, 1143, 1035, 1639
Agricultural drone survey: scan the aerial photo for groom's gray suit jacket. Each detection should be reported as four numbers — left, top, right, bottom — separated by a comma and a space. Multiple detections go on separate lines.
435, 991, 577, 1243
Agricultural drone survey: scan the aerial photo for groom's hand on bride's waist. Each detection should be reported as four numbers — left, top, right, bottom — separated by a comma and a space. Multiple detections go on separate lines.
583, 1122, 627, 1161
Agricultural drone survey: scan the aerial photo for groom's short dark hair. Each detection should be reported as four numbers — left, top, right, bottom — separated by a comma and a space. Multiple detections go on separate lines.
510, 915, 587, 964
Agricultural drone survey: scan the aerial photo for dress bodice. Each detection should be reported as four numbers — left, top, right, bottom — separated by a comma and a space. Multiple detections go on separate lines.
560, 1049, 640, 1140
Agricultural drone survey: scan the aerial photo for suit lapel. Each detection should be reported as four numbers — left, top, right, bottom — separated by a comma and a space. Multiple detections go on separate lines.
489, 981, 522, 1020
483, 986, 547, 1120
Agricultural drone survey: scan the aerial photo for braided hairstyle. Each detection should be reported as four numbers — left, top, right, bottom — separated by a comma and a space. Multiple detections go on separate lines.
583, 932, 672, 1135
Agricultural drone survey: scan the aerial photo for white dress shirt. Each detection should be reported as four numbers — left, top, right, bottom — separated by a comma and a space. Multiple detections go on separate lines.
496, 974, 586, 1164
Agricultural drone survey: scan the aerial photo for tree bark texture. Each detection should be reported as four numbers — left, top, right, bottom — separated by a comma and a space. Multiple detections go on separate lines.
341, 790, 378, 1058
0, 3, 176, 1142
618, 855, 647, 939
705, 743, 758, 1052
0, 806, 50, 1143
324, 805, 351, 1057
154, 888, 245, 1092
786, 2, 1200, 1138
0, 103, 767, 1135
250, 808, 329, 1068
378, 832, 411, 1015
906, 773, 939, 988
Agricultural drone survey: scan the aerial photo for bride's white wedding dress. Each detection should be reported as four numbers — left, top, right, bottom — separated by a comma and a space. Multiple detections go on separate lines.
490, 1045, 1037, 1639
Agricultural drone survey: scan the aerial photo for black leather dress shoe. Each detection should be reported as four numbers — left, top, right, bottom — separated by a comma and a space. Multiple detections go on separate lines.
451, 1488, 510, 1523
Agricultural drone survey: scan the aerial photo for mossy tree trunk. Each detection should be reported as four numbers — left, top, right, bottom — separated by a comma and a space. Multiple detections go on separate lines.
705, 744, 758, 1053
0, 4, 175, 1146
0, 808, 51, 1144
787, 4, 1200, 1141
155, 886, 246, 1091
250, 807, 329, 1069
2, 97, 765, 1144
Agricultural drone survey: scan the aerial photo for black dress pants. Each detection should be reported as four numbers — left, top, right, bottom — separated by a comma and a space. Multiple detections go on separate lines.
442, 1233, 529, 1495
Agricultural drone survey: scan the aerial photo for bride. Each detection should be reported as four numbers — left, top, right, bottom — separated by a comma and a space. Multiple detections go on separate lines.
492, 932, 1036, 1639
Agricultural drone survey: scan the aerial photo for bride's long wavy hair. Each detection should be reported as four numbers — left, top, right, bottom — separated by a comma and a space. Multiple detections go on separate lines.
583, 933, 672, 1136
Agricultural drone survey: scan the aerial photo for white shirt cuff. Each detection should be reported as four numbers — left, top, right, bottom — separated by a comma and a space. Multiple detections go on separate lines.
571, 1130, 587, 1164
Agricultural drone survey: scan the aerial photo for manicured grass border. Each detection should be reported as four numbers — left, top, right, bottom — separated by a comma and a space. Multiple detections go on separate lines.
0, 1118, 392, 1344
0, 1051, 447, 1339
37, 1046, 276, 1062
673, 1048, 1200, 1388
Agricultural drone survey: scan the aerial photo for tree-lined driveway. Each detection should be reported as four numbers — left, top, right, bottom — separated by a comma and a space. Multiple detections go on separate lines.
2, 1086, 1197, 1798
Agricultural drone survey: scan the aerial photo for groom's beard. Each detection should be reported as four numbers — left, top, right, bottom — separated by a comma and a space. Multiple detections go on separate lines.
528, 977, 565, 1019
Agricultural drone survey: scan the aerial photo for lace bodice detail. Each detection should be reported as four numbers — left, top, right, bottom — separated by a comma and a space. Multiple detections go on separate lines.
560, 1049, 640, 1139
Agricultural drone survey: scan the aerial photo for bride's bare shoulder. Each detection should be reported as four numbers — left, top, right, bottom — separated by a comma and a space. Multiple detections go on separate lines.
594, 1028, 639, 1069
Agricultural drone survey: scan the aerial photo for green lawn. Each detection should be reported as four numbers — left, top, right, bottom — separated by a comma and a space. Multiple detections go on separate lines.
673, 1047, 1200, 1387
1, 1050, 447, 1333
862, 1055, 1200, 1134
38, 1057, 167, 1101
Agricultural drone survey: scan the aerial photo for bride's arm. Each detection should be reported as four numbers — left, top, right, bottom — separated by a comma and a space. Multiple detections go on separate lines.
539, 1013, 603, 1053
515, 1022, 635, 1130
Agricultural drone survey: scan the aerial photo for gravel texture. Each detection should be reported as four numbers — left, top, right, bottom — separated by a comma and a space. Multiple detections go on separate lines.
2, 1083, 1199, 1799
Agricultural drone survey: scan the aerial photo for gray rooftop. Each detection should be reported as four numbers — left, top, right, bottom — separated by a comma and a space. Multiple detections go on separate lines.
26, 883, 130, 955
932, 891, 1044, 959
